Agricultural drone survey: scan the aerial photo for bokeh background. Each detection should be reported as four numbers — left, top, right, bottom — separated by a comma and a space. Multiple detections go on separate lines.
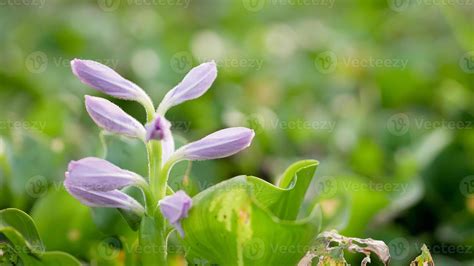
0, 0, 473, 265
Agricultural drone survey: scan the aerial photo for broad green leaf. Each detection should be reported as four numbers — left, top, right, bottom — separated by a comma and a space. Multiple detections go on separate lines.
181, 160, 322, 266
0, 208, 44, 252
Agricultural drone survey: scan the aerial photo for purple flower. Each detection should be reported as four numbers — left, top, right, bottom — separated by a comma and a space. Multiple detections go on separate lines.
159, 191, 192, 237
64, 157, 145, 214
145, 115, 172, 142
157, 61, 217, 114
145, 115, 175, 164
85, 95, 146, 140
71, 59, 152, 108
173, 127, 254, 161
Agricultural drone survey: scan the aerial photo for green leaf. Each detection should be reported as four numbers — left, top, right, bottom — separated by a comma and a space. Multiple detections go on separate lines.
39, 251, 81, 266
0, 208, 44, 252
181, 160, 322, 266
31, 189, 102, 258
0, 208, 81, 265
0, 227, 40, 265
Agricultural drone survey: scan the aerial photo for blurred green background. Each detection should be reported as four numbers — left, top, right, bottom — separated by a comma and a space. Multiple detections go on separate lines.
0, 0, 473, 265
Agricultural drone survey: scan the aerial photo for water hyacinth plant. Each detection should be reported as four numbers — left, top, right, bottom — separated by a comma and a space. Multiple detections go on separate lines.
60, 59, 402, 266
65, 59, 256, 264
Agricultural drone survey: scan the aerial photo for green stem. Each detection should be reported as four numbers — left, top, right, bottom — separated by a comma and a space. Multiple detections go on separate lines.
156, 160, 174, 201
139, 215, 167, 265
147, 141, 162, 201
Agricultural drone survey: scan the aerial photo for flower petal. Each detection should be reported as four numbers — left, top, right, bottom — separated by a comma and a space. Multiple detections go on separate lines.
65, 157, 144, 191
159, 191, 192, 237
65, 185, 144, 214
85, 95, 146, 140
145, 115, 175, 164
157, 61, 217, 114
71, 59, 151, 105
173, 127, 254, 161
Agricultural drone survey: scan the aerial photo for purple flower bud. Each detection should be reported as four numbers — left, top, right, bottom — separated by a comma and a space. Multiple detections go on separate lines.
71, 59, 152, 107
65, 157, 145, 191
159, 191, 192, 237
145, 115, 175, 164
85, 95, 146, 140
173, 127, 254, 161
64, 157, 145, 214
65, 186, 144, 214
157, 61, 217, 114
145, 115, 172, 142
